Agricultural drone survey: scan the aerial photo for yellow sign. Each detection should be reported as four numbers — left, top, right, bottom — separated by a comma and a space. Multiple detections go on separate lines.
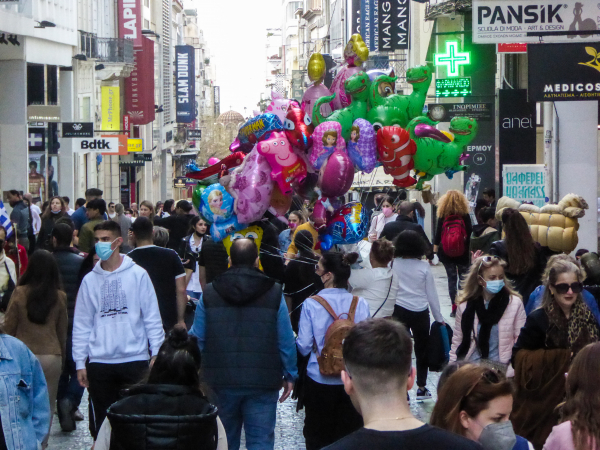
101, 86, 120, 131
127, 138, 143, 152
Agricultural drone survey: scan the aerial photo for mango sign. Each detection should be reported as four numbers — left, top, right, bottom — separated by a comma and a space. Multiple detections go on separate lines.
502, 164, 548, 207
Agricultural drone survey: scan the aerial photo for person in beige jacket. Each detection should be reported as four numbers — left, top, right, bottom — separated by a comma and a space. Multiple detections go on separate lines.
450, 255, 526, 377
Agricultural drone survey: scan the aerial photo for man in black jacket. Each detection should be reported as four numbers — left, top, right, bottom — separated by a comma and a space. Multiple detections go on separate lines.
380, 201, 433, 259
154, 200, 195, 251
52, 222, 85, 432
189, 239, 297, 450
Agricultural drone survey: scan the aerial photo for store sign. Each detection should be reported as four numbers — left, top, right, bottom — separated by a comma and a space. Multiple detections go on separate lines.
435, 77, 472, 97
27, 105, 61, 122
434, 41, 470, 77
101, 86, 120, 131
361, 0, 379, 51
528, 43, 600, 101
497, 43, 527, 53
74, 137, 120, 152
503, 164, 547, 207
123, 114, 130, 136
62, 122, 93, 138
119, 160, 145, 166
101, 134, 128, 156
175, 45, 195, 123
118, 0, 142, 46
473, 0, 600, 44
127, 138, 143, 152
134, 153, 152, 161
378, 0, 410, 51
350, 0, 361, 35
173, 177, 188, 188
28, 128, 45, 152
427, 103, 493, 122
187, 129, 202, 140
125, 37, 155, 125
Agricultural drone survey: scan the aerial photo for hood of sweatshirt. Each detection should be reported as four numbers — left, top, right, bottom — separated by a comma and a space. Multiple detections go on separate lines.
92, 254, 136, 275
212, 267, 276, 306
472, 223, 491, 238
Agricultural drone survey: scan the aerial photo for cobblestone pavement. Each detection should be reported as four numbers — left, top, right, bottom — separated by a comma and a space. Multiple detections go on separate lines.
47, 264, 453, 450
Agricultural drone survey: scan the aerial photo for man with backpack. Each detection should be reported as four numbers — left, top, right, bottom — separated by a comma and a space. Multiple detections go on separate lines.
189, 238, 297, 450
380, 202, 433, 261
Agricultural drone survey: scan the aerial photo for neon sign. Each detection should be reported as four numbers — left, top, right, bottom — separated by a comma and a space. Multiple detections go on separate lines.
435, 78, 472, 97
434, 41, 470, 77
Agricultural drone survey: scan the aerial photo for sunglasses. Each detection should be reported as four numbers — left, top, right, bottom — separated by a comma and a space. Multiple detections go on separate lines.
461, 368, 502, 408
552, 282, 583, 295
478, 255, 499, 273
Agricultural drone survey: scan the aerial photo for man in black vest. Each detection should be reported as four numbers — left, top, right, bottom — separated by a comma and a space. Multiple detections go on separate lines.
380, 201, 433, 260
190, 238, 297, 450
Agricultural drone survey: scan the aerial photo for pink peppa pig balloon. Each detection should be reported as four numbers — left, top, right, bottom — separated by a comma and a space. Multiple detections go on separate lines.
346, 118, 377, 173
230, 148, 274, 223
318, 149, 354, 198
309, 122, 346, 170
257, 131, 307, 195
265, 91, 293, 124
207, 157, 220, 166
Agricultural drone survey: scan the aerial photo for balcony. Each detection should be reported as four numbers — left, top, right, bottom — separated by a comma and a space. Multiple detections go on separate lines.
79, 31, 134, 64
302, 0, 321, 20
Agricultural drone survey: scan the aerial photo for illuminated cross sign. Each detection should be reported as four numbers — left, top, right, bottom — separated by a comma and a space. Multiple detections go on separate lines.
435, 41, 470, 77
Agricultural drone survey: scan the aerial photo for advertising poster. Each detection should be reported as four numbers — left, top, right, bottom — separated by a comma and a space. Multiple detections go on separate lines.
175, 45, 196, 123
503, 164, 548, 207
101, 86, 120, 131
378, 0, 410, 51
125, 37, 155, 125
118, 0, 142, 46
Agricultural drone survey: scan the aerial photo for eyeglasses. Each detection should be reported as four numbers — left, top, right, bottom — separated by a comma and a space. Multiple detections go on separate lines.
553, 282, 583, 295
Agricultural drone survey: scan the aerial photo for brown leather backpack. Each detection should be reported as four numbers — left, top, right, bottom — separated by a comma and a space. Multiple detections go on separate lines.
310, 295, 359, 376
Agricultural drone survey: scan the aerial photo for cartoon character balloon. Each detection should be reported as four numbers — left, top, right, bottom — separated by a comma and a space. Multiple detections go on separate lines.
318, 149, 354, 198
330, 34, 369, 110
346, 118, 377, 173
230, 148, 274, 223
376, 126, 417, 188
265, 91, 294, 123
284, 103, 314, 152
320, 202, 369, 251
210, 215, 247, 243
257, 131, 307, 195
223, 225, 264, 268
230, 113, 283, 153
302, 53, 333, 120
310, 122, 346, 170
200, 184, 235, 223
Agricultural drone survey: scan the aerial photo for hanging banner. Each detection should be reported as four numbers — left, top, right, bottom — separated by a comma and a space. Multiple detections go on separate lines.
378, 0, 410, 51
175, 45, 196, 124
125, 37, 155, 125
361, 0, 379, 51
473, 0, 600, 44
350, 0, 361, 36
101, 86, 120, 131
502, 164, 547, 207
118, 0, 142, 47
528, 43, 600, 101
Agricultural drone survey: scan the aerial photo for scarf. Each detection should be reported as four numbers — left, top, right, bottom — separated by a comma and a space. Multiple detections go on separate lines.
456, 289, 510, 359
545, 298, 599, 356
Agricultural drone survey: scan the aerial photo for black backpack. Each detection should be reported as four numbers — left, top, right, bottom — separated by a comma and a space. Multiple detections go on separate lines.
428, 321, 453, 372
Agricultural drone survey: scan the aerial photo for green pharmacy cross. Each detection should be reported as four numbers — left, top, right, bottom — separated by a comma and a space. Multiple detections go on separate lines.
435, 41, 470, 77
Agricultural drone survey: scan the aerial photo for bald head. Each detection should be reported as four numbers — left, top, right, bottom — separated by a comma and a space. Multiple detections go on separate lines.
398, 201, 413, 217
23, 193, 33, 203
230, 238, 259, 268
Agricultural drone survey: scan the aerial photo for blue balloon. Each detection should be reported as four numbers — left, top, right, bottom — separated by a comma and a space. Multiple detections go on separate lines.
210, 215, 248, 242
319, 202, 368, 251
200, 184, 235, 223
236, 113, 283, 146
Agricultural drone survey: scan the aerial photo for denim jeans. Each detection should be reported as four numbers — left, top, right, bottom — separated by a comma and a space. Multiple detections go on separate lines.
214, 388, 279, 450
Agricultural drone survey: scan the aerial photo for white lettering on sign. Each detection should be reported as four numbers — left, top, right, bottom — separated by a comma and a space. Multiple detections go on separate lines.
177, 52, 189, 103
467, 145, 493, 151
122, 0, 137, 40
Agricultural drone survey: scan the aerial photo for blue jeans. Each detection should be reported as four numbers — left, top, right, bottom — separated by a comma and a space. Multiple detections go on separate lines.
214, 388, 279, 450
186, 290, 202, 302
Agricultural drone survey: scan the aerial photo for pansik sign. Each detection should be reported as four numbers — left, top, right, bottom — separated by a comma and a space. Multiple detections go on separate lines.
473, 0, 600, 44
427, 103, 493, 122
101, 86, 120, 131
118, 0, 142, 46
125, 37, 155, 125
528, 43, 600, 101
378, 0, 410, 51
175, 45, 195, 124
503, 164, 547, 207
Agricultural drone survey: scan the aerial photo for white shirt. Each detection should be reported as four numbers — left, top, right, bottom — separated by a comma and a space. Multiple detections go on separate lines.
368, 213, 398, 241
297, 288, 371, 385
186, 236, 203, 294
30, 204, 41, 235
350, 266, 398, 317
392, 258, 443, 323
67, 208, 75, 216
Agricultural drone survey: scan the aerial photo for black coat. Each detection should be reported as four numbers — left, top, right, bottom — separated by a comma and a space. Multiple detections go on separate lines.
52, 248, 84, 334
380, 215, 433, 259
107, 384, 218, 450
154, 214, 195, 251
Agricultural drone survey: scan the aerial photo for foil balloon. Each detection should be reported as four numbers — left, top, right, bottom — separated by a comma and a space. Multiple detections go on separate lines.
207, 157, 220, 166
270, 184, 293, 216
200, 184, 235, 223
330, 66, 362, 111
257, 131, 307, 195
310, 122, 346, 170
346, 118, 377, 173
318, 149, 354, 198
344, 34, 369, 67
302, 53, 333, 120
264, 91, 294, 124
376, 126, 417, 188
311, 196, 332, 231
186, 152, 245, 181
284, 103, 314, 151
223, 225, 264, 269
308, 53, 326, 83
230, 148, 274, 223
320, 202, 369, 252
295, 172, 319, 201
330, 34, 369, 110
210, 215, 247, 243
230, 113, 283, 152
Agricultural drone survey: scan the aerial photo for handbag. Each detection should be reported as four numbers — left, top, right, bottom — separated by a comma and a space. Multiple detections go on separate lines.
372, 275, 394, 318
0, 261, 15, 312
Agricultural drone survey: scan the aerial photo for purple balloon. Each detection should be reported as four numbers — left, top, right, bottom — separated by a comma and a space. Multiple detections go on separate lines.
231, 148, 274, 223
330, 65, 362, 111
318, 149, 354, 198
347, 118, 377, 173
414, 124, 451, 143
302, 83, 333, 120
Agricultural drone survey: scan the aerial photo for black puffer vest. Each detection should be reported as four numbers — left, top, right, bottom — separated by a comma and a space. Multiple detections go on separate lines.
107, 384, 218, 450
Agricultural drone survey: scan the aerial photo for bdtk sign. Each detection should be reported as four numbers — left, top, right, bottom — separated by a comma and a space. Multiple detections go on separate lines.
74, 138, 120, 152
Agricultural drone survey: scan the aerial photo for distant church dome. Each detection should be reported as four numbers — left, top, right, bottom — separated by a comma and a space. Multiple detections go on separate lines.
217, 110, 245, 126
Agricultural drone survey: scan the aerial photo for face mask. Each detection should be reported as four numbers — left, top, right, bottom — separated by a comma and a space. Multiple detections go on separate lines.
95, 238, 118, 261
484, 279, 505, 294
382, 206, 393, 218
478, 421, 516, 450
51, 209, 61, 214
289, 222, 298, 230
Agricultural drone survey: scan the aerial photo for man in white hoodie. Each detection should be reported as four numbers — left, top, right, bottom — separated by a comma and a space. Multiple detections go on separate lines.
72, 220, 164, 439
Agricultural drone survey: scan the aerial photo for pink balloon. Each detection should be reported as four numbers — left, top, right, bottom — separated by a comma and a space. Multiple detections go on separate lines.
230, 148, 274, 223
301, 84, 333, 120
311, 197, 329, 230
265, 91, 293, 123
310, 122, 346, 170
330, 65, 362, 111
207, 157, 220, 166
318, 149, 354, 198
257, 131, 307, 195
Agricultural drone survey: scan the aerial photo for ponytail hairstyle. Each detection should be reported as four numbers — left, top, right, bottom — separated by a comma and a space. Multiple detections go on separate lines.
370, 238, 394, 266
320, 251, 359, 289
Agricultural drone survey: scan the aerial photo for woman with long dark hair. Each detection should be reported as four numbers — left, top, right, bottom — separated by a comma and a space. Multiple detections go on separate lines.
179, 216, 209, 303
490, 208, 546, 303
4, 250, 67, 442
37, 196, 67, 250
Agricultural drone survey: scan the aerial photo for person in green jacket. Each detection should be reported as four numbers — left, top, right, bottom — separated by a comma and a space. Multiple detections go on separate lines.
470, 207, 500, 255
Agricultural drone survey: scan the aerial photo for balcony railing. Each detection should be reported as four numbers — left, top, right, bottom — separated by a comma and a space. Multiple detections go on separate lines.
79, 31, 134, 64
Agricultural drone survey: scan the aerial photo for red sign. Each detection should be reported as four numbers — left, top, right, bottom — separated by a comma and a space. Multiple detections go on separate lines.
497, 43, 527, 54
125, 37, 155, 126
123, 114, 130, 136
118, 0, 142, 47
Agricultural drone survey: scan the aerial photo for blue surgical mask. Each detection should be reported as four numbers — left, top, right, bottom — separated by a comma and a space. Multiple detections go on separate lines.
484, 279, 505, 294
95, 238, 118, 261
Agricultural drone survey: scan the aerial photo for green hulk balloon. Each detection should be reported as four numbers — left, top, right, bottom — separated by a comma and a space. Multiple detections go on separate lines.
367, 65, 433, 130
409, 116, 479, 190
312, 72, 370, 141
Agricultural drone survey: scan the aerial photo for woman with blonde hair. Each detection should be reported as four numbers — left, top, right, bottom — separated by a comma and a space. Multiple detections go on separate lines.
449, 255, 526, 376
433, 190, 472, 317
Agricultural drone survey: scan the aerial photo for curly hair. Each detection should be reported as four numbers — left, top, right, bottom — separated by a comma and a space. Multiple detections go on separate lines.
436, 190, 469, 218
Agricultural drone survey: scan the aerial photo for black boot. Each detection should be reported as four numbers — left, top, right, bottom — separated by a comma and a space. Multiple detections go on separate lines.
57, 398, 76, 432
